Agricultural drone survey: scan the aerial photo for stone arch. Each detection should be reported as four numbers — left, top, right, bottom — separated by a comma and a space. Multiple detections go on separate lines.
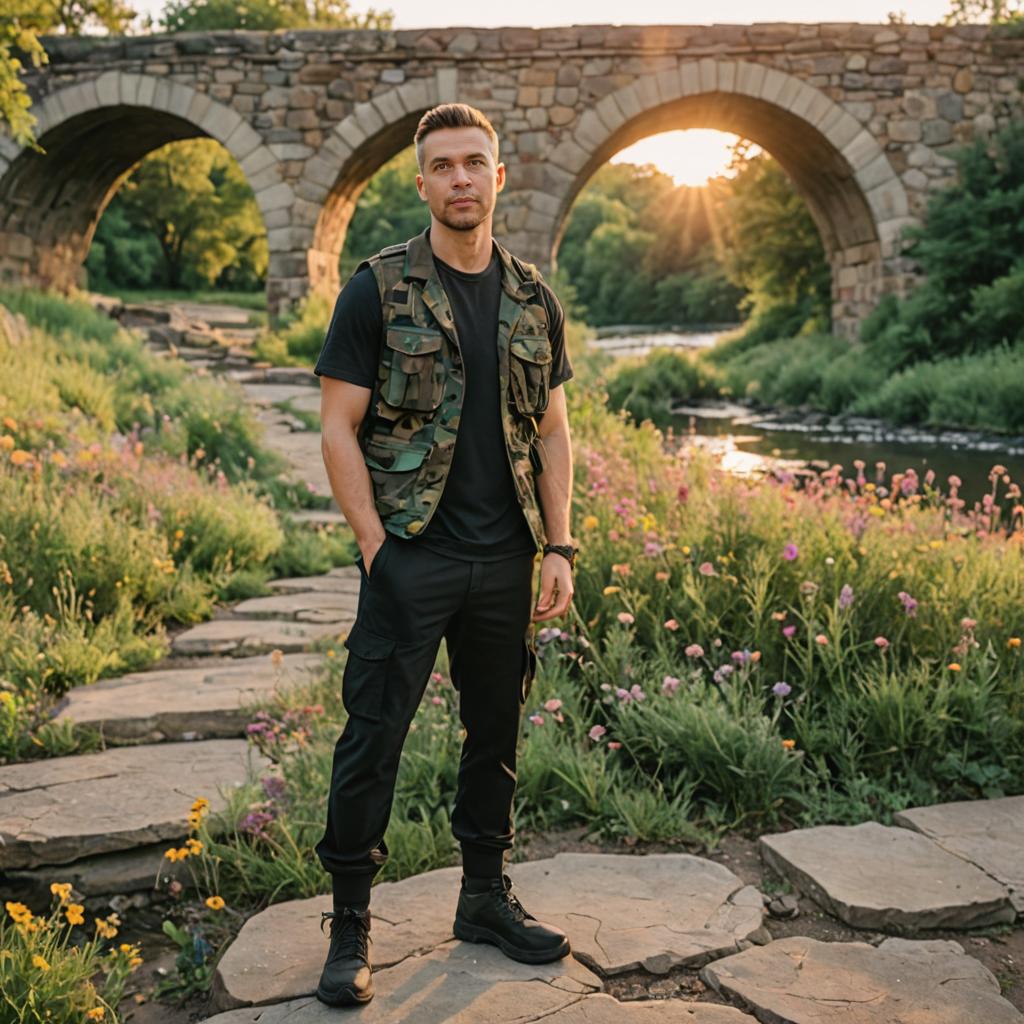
0, 73, 291, 310
521, 60, 915, 337
301, 68, 457, 298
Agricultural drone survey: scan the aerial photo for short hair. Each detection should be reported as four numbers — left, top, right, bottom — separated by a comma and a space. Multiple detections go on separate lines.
413, 103, 499, 171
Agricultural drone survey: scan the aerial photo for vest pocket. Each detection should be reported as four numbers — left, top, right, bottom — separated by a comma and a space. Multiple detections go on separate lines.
509, 334, 552, 415
362, 437, 430, 517
382, 326, 445, 411
342, 622, 395, 722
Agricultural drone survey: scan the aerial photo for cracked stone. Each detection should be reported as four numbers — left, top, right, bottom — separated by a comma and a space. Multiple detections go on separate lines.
209, 942, 755, 1023
701, 936, 1022, 1024
52, 653, 322, 741
171, 618, 345, 656
0, 739, 268, 869
230, 589, 358, 622
895, 795, 1024, 914
212, 853, 764, 1010
759, 821, 1014, 930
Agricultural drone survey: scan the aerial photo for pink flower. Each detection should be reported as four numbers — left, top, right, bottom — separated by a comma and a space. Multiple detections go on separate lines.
617, 612, 635, 625
607, 741, 622, 750
698, 562, 716, 576
629, 683, 646, 702
874, 636, 889, 649
543, 698, 563, 712
430, 672, 443, 683
782, 625, 797, 638
662, 675, 681, 694
431, 695, 444, 705
588, 724, 607, 741
615, 687, 632, 702
528, 714, 544, 726
684, 643, 704, 658
783, 543, 799, 561
664, 618, 679, 631
814, 634, 828, 645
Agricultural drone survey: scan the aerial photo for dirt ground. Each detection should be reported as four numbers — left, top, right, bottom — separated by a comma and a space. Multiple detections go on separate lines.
115, 825, 1022, 1021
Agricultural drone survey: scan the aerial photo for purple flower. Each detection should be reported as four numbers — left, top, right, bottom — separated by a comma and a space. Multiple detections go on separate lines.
731, 649, 753, 664
772, 681, 792, 697
783, 543, 799, 561
240, 810, 275, 838
898, 591, 918, 617
260, 776, 286, 802
839, 584, 854, 610
713, 664, 734, 685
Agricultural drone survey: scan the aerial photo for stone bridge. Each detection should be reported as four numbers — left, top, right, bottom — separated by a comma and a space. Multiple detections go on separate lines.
3, 23, 1023, 334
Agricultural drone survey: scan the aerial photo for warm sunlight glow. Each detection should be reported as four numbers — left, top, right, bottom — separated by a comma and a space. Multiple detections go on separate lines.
610, 130, 762, 187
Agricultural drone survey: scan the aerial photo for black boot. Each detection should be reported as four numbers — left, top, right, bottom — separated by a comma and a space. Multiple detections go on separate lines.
452, 873, 570, 964
316, 907, 374, 1006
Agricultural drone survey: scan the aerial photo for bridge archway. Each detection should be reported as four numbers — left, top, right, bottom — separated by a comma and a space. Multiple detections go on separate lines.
0, 73, 293, 311
509, 60, 913, 337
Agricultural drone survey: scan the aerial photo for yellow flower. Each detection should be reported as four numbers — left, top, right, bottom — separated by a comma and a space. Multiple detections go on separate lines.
602, 586, 621, 596
186, 838, 203, 855
95, 918, 118, 940
1008, 637, 1021, 649
50, 882, 72, 904
205, 896, 226, 911
191, 797, 209, 813
50, 451, 68, 467
32, 954, 50, 971
129, 956, 144, 968
582, 514, 599, 531
782, 739, 797, 750
86, 1008, 105, 1021
5, 901, 32, 925
186, 812, 203, 830
948, 662, 961, 672
65, 903, 85, 926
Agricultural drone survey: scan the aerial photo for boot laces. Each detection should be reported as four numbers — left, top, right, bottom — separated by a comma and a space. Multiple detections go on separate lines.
321, 908, 372, 964
494, 874, 532, 923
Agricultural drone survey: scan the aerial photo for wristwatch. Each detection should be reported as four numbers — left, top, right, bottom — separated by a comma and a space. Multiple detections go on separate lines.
543, 543, 579, 570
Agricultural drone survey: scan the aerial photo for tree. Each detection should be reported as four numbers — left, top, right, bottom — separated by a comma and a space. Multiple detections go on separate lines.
0, 1, 48, 149
159, 0, 392, 32
944, 0, 1023, 23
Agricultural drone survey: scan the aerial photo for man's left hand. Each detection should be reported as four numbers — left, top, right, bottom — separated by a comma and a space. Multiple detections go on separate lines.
533, 552, 574, 621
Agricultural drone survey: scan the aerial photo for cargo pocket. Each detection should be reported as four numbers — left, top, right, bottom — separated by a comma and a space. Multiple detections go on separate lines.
382, 326, 445, 411
362, 437, 430, 518
509, 333, 552, 416
342, 622, 396, 722
520, 629, 538, 705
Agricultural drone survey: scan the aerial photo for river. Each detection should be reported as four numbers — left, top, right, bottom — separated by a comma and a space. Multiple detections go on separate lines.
590, 328, 1024, 508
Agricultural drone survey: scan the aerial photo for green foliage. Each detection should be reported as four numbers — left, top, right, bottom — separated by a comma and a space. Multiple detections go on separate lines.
159, 0, 392, 30
944, 0, 1024, 31
0, 2, 49, 149
604, 348, 721, 425
253, 291, 334, 367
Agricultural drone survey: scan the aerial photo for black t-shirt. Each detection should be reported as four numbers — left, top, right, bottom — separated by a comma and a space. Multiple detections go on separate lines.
314, 240, 573, 561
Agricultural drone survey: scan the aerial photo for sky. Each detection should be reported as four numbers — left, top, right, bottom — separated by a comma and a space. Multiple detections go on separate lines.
127, 0, 957, 183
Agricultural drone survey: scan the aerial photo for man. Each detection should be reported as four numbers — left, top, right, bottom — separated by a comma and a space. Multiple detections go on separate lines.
312, 102, 578, 1007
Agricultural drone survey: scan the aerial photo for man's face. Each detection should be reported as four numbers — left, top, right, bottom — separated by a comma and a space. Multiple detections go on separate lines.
416, 126, 505, 232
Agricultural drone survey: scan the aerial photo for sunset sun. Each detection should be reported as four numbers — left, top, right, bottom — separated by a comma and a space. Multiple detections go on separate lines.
610, 129, 762, 187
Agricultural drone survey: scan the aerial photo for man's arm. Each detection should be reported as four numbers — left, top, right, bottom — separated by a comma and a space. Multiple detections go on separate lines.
532, 382, 575, 621
320, 376, 388, 571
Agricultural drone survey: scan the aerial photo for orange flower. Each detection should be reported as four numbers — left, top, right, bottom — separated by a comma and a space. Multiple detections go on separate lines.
65, 903, 85, 926
86, 1008, 105, 1021
948, 662, 961, 672
205, 896, 226, 911
2, 416, 16, 430
9, 449, 32, 466
781, 739, 797, 750
1008, 637, 1021, 649
50, 882, 72, 904
0, 435, 13, 451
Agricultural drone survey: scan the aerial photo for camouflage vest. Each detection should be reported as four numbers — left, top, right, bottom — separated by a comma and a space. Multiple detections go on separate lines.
354, 226, 553, 550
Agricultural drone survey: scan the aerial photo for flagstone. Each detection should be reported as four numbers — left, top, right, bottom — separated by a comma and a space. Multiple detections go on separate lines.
52, 653, 322, 741
171, 618, 346, 656
701, 936, 1022, 1024
895, 795, 1024, 914
759, 821, 1014, 930
230, 589, 358, 622
0, 739, 268, 869
268, 569, 361, 594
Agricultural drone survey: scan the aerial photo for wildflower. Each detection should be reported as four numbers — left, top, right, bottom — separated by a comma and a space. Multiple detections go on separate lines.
948, 662, 962, 672
602, 585, 621, 596
270, 649, 284, 667
629, 684, 646, 702
772, 681, 792, 697
662, 675, 681, 694
683, 643, 704, 658
205, 896, 226, 911
528, 714, 544, 726
543, 698, 563, 712
698, 562, 716, 576
874, 636, 890, 650
86, 1010, 105, 1021
50, 882, 72, 904
431, 695, 444, 705
615, 687, 632, 702
771, 611, 787, 621
191, 797, 209, 814
612, 563, 631, 576
664, 618, 679, 631
1009, 637, 1021, 649
186, 811, 203, 830
0, 435, 11, 451
655, 571, 670, 581
1, 416, 14, 430
588, 724, 607, 741
617, 612, 634, 625
814, 634, 828, 645
799, 581, 819, 596
783, 543, 799, 561
897, 591, 918, 617
782, 739, 796, 750
582, 515, 599, 530
32, 954, 50, 971
164, 847, 185, 862
731, 649, 754, 664
782, 625, 797, 638
185, 838, 204, 856
839, 584, 854, 609
95, 918, 118, 940
607, 741, 622, 750
537, 627, 562, 643
65, 903, 85, 926
960, 617, 977, 631
824, 556, 835, 565
712, 664, 734, 684
9, 450, 31, 466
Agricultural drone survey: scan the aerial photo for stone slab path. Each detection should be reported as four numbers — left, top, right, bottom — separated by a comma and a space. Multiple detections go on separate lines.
0, 739, 268, 870
211, 855, 765, 1011
759, 821, 1015, 930
170, 616, 349, 657
52, 652, 322, 742
702, 936, 1022, 1023
896, 796, 1024, 914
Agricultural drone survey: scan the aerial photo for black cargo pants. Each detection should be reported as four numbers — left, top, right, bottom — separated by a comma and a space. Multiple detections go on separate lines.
315, 531, 539, 902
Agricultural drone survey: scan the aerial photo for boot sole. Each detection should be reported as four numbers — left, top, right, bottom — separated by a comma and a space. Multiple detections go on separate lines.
315, 983, 374, 1007
452, 918, 571, 964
